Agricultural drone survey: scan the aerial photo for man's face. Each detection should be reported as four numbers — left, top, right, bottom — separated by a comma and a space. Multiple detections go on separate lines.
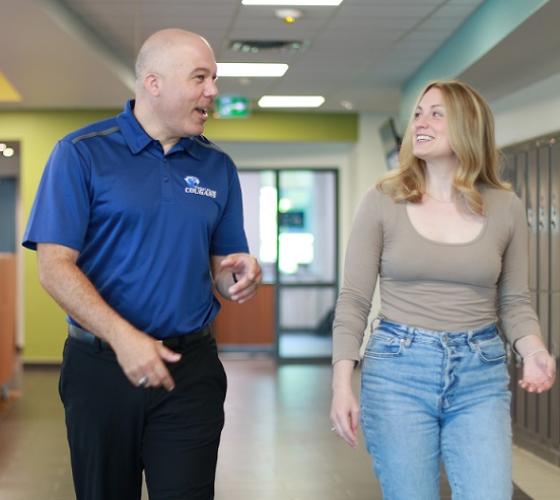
158, 41, 218, 138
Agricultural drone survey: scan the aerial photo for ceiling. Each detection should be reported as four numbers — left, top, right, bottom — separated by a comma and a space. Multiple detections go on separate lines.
0, 0, 556, 113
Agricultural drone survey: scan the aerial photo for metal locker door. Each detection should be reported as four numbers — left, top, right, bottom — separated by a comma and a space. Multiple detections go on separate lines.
502, 153, 516, 187
551, 140, 560, 295
515, 152, 527, 204
527, 150, 539, 297
537, 145, 551, 442
513, 151, 529, 428
549, 139, 560, 448
550, 291, 560, 447
538, 145, 550, 299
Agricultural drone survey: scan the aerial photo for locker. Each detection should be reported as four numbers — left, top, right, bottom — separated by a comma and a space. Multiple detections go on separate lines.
538, 291, 550, 438
501, 153, 516, 186
515, 153, 527, 204
538, 146, 550, 293
549, 292, 560, 450
525, 150, 538, 294
551, 141, 560, 292
503, 134, 560, 464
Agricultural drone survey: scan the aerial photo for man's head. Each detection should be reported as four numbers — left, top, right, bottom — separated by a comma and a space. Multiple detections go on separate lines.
134, 29, 218, 141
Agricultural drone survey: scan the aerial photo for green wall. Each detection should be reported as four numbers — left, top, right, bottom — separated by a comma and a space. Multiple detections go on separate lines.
0, 109, 357, 362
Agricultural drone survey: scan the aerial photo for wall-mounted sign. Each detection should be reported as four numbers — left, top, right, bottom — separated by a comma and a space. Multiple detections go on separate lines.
214, 96, 251, 119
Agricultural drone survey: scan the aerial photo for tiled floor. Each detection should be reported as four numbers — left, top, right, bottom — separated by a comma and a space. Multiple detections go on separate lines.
0, 357, 558, 499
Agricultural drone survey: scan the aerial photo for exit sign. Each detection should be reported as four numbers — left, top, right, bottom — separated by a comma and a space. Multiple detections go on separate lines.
214, 96, 251, 119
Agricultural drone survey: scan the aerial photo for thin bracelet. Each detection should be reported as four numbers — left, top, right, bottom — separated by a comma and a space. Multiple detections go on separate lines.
524, 348, 548, 359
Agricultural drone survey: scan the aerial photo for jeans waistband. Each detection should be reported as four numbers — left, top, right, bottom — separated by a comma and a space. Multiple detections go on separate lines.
68, 324, 212, 352
377, 318, 498, 345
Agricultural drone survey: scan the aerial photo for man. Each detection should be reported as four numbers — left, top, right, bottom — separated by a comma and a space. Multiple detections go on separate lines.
23, 29, 261, 500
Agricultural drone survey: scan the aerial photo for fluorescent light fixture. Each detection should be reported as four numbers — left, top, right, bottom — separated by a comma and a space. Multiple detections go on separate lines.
242, 1, 343, 5
258, 95, 325, 108
217, 63, 288, 77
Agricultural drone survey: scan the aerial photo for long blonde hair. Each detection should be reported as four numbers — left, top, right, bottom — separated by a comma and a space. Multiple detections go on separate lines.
378, 80, 509, 215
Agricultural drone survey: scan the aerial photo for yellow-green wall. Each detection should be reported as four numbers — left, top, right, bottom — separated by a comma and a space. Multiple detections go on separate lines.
0, 109, 357, 362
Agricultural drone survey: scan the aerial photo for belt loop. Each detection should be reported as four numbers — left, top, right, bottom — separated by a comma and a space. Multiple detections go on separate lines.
466, 329, 476, 351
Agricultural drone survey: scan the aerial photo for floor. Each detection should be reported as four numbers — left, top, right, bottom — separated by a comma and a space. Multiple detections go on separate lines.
0, 357, 558, 500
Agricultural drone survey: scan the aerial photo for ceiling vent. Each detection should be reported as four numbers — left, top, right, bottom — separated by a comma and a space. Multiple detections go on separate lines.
229, 40, 307, 53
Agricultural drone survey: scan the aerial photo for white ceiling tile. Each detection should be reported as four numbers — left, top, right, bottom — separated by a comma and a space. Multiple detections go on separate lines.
2, 0, 529, 113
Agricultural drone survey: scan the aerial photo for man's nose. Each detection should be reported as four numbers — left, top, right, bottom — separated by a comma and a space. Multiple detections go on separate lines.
205, 79, 218, 98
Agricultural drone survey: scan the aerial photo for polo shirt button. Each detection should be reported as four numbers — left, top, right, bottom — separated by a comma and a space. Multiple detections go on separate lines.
163, 177, 169, 182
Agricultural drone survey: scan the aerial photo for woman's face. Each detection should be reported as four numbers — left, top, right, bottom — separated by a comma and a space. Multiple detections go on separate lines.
411, 87, 455, 163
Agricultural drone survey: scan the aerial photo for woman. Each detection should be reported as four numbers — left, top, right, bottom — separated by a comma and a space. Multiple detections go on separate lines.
330, 80, 556, 500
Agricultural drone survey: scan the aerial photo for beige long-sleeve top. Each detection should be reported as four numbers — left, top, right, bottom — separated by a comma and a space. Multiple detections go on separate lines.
333, 186, 541, 364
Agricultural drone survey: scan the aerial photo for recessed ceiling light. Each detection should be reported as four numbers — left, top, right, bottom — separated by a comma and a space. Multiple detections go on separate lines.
217, 63, 289, 77
275, 8, 303, 23
3, 147, 15, 157
258, 95, 325, 108
242, 1, 343, 5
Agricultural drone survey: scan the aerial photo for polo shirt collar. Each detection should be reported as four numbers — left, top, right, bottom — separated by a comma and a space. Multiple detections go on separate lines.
116, 100, 153, 154
116, 100, 201, 160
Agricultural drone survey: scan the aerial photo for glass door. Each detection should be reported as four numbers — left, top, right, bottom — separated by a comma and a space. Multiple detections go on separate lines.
238, 169, 338, 362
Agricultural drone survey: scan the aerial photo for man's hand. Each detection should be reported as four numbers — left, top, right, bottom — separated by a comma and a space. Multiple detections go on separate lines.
37, 243, 181, 391
110, 328, 182, 391
211, 253, 262, 303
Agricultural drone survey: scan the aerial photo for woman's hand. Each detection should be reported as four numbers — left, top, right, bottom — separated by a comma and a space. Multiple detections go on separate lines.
519, 350, 556, 393
515, 335, 556, 393
330, 360, 360, 448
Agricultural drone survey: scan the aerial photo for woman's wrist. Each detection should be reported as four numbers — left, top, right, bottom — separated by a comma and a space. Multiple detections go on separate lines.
514, 334, 548, 359
523, 348, 548, 360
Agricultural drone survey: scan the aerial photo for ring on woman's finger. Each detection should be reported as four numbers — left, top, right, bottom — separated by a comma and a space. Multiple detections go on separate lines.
330, 427, 337, 432
137, 376, 149, 388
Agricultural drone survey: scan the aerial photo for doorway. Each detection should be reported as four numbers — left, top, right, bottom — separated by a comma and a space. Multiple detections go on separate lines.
0, 140, 19, 397
239, 168, 338, 362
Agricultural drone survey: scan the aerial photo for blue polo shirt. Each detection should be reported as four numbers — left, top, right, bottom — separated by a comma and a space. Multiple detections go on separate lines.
23, 100, 249, 338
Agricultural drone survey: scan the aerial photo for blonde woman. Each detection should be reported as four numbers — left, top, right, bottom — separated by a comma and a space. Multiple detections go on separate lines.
330, 80, 556, 499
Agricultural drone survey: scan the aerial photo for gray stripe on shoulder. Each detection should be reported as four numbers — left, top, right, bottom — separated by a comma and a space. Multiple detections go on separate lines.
193, 136, 224, 153
71, 126, 120, 144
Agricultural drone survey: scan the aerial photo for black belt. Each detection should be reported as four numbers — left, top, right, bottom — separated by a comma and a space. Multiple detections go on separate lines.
68, 324, 211, 351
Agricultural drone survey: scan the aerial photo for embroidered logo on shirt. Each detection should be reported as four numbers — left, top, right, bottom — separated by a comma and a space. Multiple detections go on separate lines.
184, 176, 217, 199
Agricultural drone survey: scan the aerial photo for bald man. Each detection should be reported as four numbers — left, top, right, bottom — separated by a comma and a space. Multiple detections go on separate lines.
23, 29, 261, 500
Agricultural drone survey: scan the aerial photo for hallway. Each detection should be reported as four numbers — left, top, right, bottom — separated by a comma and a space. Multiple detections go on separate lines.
0, 358, 558, 499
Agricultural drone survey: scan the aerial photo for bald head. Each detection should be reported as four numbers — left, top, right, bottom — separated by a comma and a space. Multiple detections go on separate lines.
135, 29, 215, 83
132, 28, 218, 145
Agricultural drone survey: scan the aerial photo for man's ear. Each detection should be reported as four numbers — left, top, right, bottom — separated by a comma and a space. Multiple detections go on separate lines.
144, 73, 161, 97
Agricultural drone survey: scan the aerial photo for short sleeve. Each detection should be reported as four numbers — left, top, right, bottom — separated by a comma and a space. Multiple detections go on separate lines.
209, 157, 249, 255
22, 140, 91, 252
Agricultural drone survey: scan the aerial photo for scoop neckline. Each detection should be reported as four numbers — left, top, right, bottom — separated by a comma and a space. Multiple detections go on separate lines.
404, 202, 488, 247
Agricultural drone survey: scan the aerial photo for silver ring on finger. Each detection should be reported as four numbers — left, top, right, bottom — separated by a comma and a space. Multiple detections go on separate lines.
137, 375, 149, 388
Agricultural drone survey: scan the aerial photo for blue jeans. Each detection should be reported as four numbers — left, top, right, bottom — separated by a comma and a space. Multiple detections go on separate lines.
360, 319, 512, 500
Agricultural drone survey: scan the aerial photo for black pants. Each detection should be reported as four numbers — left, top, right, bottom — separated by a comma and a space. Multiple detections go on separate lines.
59, 333, 227, 500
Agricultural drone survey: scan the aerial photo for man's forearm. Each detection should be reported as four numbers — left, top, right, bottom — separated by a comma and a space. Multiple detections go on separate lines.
38, 248, 135, 344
